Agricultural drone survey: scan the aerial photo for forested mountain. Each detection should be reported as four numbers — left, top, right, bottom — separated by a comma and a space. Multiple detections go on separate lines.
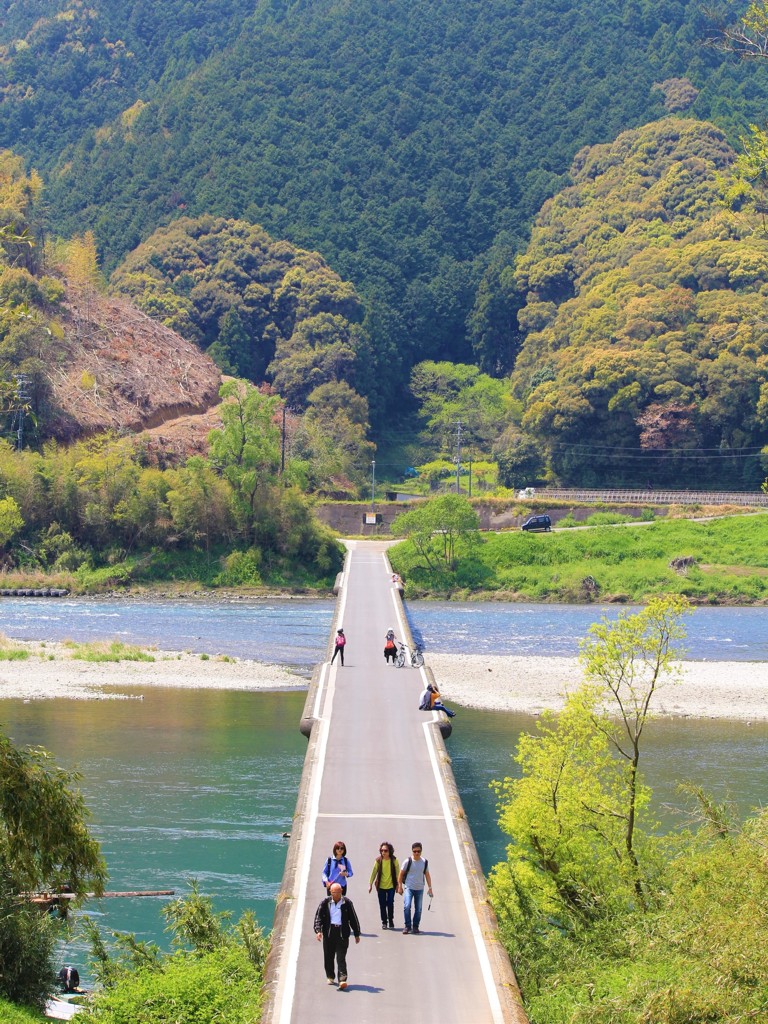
504, 118, 768, 489
111, 216, 366, 399
2, 0, 767, 429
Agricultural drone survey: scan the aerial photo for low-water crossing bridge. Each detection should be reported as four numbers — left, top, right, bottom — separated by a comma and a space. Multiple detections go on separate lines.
262, 540, 527, 1024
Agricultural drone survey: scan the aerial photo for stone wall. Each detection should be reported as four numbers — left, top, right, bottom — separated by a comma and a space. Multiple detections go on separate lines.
315, 499, 667, 534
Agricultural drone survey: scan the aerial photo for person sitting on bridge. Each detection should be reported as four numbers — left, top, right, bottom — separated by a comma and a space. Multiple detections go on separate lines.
384, 628, 398, 663
322, 840, 353, 895
418, 682, 456, 718
314, 882, 361, 989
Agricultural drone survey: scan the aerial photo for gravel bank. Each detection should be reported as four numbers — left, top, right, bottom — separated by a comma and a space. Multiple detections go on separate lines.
0, 640, 764, 721
0, 640, 303, 701
429, 653, 768, 721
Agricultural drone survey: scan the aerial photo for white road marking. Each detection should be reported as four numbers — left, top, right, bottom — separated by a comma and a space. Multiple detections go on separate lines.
275, 551, 350, 1024
422, 720, 506, 1024
317, 813, 445, 820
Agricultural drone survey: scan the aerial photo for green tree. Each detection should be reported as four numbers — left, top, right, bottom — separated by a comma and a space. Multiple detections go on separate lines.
723, 123, 768, 231
1, 728, 106, 1009
83, 882, 266, 1024
721, 1, 768, 59
489, 596, 690, 997
165, 457, 234, 550
391, 494, 479, 570
0, 494, 23, 550
579, 595, 690, 894
296, 380, 375, 493
206, 307, 252, 378
0, 729, 106, 897
207, 380, 280, 543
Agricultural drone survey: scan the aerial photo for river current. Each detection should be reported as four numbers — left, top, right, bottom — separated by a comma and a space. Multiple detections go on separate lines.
0, 597, 765, 975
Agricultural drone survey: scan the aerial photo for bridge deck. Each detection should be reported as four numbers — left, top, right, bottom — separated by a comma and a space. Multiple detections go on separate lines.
265, 540, 525, 1024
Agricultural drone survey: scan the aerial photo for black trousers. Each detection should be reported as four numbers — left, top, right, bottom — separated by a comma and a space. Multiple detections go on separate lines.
377, 886, 395, 924
331, 644, 344, 665
323, 926, 349, 981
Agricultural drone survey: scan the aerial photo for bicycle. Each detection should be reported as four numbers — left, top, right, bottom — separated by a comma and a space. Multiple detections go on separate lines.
396, 642, 425, 668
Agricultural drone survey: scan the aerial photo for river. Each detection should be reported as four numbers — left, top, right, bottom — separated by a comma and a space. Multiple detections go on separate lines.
0, 597, 765, 975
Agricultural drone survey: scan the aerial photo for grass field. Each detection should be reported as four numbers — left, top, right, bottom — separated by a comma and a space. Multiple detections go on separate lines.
390, 514, 768, 602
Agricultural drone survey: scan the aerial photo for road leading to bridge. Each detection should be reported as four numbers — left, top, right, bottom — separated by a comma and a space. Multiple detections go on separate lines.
264, 540, 526, 1024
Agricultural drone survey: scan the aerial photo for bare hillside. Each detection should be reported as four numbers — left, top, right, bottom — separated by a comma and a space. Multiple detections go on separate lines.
45, 290, 222, 443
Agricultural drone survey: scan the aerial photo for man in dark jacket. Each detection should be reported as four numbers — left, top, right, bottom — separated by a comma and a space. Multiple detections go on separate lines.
314, 882, 361, 989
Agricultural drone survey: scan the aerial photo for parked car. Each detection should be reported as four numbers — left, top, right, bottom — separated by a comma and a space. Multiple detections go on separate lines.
521, 514, 552, 532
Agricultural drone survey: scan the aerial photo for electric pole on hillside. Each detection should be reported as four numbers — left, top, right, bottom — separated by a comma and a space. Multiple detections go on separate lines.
455, 420, 463, 493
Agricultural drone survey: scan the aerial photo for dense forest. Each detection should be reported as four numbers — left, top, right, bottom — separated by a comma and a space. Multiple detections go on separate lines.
2, 0, 768, 493
3, 0, 768, 437
504, 118, 768, 488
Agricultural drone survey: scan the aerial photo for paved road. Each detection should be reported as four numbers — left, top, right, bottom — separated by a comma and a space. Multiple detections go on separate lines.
269, 540, 518, 1024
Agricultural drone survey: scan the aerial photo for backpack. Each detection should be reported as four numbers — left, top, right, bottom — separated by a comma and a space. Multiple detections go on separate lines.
418, 688, 431, 711
336, 633, 346, 646
324, 855, 349, 887
401, 856, 427, 882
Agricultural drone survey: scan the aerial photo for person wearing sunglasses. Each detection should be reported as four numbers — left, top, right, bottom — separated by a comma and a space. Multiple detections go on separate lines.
368, 841, 400, 929
398, 842, 433, 935
322, 841, 353, 895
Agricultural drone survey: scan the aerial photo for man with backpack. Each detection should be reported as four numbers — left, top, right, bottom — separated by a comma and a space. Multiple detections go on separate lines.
397, 842, 433, 934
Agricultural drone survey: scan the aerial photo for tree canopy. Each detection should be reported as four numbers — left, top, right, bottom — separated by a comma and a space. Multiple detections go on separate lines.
506, 118, 768, 488
5, 0, 768, 427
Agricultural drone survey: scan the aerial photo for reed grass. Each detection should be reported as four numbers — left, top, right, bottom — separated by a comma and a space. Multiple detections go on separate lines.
66, 641, 156, 663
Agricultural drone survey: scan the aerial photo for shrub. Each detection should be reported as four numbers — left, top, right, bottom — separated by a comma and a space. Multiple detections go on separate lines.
0, 885, 58, 1011
85, 945, 262, 1024
67, 641, 154, 663
214, 548, 263, 587
0, 997, 48, 1023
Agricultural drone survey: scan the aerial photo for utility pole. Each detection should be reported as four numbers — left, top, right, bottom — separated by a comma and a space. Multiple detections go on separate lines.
280, 404, 287, 476
371, 459, 376, 510
455, 420, 462, 493
13, 373, 31, 451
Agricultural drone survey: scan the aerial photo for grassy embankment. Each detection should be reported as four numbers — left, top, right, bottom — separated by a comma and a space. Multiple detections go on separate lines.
0, 546, 341, 596
0, 999, 46, 1023
390, 513, 768, 603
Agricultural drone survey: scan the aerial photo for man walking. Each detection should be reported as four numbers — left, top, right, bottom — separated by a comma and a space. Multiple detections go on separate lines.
314, 882, 361, 989
398, 842, 433, 934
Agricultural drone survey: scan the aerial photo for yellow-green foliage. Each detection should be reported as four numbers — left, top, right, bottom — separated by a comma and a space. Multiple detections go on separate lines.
110, 215, 365, 407
0, 999, 47, 1023
489, 602, 768, 1022
66, 640, 155, 662
508, 118, 768, 489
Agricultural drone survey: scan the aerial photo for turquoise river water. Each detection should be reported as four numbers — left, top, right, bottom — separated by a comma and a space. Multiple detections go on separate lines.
0, 597, 765, 978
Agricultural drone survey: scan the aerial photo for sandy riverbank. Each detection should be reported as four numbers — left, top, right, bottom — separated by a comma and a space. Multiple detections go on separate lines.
0, 639, 764, 721
0, 639, 304, 701
430, 653, 768, 722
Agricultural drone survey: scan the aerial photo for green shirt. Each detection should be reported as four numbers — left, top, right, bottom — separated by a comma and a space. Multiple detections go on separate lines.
369, 856, 400, 890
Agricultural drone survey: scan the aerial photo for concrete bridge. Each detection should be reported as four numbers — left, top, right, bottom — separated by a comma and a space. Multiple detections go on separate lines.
262, 540, 527, 1024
